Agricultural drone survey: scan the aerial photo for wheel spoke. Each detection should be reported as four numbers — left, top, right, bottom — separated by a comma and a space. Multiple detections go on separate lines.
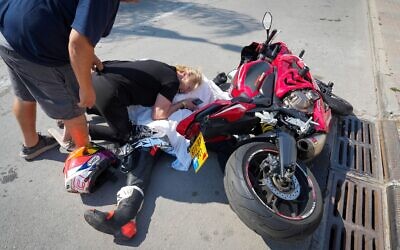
271, 196, 280, 213
265, 191, 275, 205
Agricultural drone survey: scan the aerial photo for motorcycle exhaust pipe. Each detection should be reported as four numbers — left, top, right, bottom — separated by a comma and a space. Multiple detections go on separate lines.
297, 133, 327, 161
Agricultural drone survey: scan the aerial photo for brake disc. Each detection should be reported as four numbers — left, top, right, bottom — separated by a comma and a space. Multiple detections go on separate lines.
263, 175, 301, 200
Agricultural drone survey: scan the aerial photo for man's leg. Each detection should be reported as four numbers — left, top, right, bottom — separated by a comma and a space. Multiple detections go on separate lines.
12, 98, 39, 147
13, 95, 59, 160
0, 44, 79, 158
14, 98, 58, 160
63, 114, 89, 148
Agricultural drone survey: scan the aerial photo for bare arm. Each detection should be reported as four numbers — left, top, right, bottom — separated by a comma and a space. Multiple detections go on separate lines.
152, 94, 199, 120
68, 29, 96, 108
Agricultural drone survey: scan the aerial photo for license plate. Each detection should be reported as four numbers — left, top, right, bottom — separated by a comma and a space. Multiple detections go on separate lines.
189, 132, 208, 173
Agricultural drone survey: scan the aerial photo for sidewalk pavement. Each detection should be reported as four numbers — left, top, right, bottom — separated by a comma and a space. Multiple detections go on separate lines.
369, 0, 400, 248
370, 0, 400, 118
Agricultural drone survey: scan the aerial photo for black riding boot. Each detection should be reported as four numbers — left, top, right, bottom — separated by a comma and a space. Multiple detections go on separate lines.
84, 146, 160, 241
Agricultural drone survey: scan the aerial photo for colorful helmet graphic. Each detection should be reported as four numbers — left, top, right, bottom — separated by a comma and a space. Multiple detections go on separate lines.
64, 145, 118, 193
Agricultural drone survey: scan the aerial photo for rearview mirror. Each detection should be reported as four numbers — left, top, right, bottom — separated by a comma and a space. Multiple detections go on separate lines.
262, 12, 272, 32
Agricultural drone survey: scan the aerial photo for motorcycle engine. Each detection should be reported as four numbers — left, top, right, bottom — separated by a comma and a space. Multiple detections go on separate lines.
283, 90, 319, 114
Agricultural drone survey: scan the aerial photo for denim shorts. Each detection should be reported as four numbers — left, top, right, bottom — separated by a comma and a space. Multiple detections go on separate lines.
0, 42, 84, 120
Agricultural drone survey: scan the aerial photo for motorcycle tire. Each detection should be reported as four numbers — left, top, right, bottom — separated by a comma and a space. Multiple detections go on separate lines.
224, 142, 323, 240
322, 92, 353, 116
316, 79, 353, 116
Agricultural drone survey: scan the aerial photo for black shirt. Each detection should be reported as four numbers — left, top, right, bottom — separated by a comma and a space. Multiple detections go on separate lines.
94, 60, 180, 107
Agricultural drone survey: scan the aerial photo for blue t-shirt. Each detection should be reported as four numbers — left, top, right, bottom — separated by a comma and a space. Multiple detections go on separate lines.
0, 0, 120, 66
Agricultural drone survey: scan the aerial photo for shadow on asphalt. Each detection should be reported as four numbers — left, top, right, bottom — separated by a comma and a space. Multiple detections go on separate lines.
30, 146, 69, 163
79, 151, 227, 246
104, 0, 260, 53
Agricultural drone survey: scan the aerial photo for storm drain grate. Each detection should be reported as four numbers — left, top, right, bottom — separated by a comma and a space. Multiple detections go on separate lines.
322, 172, 385, 250
331, 116, 383, 181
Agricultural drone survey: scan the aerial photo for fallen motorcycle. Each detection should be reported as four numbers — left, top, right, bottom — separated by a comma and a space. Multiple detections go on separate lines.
177, 12, 353, 240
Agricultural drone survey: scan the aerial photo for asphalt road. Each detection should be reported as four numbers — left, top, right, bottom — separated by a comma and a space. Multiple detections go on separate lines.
0, 0, 396, 249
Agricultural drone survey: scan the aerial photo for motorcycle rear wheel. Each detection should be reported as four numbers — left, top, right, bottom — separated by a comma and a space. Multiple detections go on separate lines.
316, 79, 353, 116
322, 92, 353, 116
224, 142, 323, 240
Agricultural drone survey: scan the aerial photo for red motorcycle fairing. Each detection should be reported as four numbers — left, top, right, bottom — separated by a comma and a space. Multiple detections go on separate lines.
211, 102, 256, 122
272, 53, 332, 132
273, 54, 314, 98
176, 100, 257, 141
313, 98, 332, 132
177, 100, 233, 139
231, 60, 274, 98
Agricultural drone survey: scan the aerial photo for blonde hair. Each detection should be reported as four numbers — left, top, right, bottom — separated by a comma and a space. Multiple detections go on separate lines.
175, 65, 203, 89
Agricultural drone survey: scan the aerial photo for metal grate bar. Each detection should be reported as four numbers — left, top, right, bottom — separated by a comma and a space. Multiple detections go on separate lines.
355, 119, 362, 142
363, 147, 371, 175
365, 188, 373, 231
364, 120, 372, 145
346, 181, 355, 223
355, 144, 361, 172
346, 230, 353, 250
355, 184, 363, 225
336, 180, 345, 218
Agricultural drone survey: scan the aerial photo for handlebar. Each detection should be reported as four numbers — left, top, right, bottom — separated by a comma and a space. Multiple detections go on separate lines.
265, 29, 278, 46
299, 50, 305, 58
258, 29, 280, 60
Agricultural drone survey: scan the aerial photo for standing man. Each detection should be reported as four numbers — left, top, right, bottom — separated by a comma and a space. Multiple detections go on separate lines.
0, 0, 139, 160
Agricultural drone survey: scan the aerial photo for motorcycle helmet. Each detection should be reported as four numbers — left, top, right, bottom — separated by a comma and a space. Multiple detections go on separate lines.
63, 145, 118, 193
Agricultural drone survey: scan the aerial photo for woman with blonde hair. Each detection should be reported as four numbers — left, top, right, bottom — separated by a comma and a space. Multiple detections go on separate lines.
52, 59, 203, 146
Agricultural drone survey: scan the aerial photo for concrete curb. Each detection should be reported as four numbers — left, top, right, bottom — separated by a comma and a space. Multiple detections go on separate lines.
381, 120, 400, 249
367, 0, 400, 248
